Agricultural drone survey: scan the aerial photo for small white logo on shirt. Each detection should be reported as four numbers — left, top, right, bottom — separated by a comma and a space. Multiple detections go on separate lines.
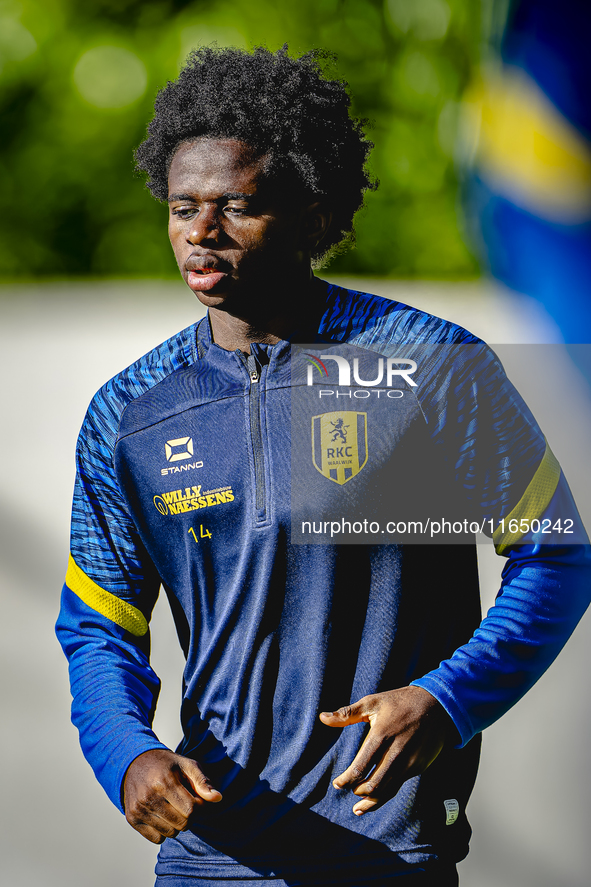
444, 798, 460, 825
165, 437, 194, 462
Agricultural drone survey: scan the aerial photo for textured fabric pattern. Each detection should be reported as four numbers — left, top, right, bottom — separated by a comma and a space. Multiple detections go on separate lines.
69, 321, 201, 599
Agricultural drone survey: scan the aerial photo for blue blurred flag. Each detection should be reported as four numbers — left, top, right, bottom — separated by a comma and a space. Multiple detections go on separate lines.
462, 0, 591, 372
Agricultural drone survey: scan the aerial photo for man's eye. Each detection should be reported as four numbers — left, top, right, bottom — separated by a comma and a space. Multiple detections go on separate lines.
171, 207, 196, 219
225, 204, 248, 215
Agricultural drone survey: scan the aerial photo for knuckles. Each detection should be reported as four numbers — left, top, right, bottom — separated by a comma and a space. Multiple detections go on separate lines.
125, 797, 190, 839
191, 771, 210, 789
347, 764, 367, 782
146, 776, 169, 797
123, 751, 208, 842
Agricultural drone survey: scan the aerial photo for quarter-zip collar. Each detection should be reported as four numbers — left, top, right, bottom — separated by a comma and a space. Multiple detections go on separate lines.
195, 315, 293, 391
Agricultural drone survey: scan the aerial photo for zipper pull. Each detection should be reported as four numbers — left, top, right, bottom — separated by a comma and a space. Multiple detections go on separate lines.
247, 353, 260, 383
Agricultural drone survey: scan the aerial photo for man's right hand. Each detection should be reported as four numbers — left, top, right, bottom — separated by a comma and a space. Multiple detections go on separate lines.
123, 748, 223, 844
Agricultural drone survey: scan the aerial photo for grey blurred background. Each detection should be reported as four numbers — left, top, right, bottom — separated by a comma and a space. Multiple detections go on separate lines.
1, 277, 590, 886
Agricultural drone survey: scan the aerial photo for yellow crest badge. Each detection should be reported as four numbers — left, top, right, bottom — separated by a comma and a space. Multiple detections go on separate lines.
311, 411, 368, 485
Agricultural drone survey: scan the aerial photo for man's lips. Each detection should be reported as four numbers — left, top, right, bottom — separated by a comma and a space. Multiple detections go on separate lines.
185, 255, 230, 293
187, 269, 228, 292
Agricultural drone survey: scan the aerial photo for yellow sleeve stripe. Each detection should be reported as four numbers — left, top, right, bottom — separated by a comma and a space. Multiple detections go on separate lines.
493, 442, 561, 555
66, 554, 148, 637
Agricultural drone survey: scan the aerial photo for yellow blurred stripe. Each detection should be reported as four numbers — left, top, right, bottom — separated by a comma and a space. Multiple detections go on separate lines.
463, 67, 591, 223
66, 554, 148, 636
493, 442, 561, 555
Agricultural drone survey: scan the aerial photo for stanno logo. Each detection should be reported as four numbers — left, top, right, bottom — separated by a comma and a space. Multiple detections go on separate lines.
312, 411, 368, 485
166, 437, 194, 462
162, 437, 204, 474
304, 353, 417, 387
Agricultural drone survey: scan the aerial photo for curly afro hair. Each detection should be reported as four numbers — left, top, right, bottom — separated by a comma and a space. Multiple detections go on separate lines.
134, 45, 377, 263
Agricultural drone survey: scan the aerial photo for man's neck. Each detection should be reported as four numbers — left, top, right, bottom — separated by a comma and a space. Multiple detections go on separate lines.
208, 278, 325, 353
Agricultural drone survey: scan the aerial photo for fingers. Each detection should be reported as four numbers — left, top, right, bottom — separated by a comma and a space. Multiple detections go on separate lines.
180, 758, 223, 803
332, 730, 408, 815
319, 688, 451, 816
349, 745, 404, 815
320, 695, 383, 791
319, 700, 369, 728
128, 806, 186, 845
123, 749, 222, 844
125, 791, 190, 843
331, 729, 383, 790
125, 774, 197, 840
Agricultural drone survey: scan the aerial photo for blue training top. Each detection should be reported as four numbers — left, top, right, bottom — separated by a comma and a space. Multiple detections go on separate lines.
56, 280, 591, 882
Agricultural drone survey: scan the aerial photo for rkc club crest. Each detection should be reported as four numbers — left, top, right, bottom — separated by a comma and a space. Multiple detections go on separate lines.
311, 411, 368, 485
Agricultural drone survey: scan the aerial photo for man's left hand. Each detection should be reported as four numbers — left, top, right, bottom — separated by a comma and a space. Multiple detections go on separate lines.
319, 686, 454, 815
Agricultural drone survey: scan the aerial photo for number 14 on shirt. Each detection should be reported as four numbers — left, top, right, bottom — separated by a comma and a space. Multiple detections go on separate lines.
188, 525, 212, 542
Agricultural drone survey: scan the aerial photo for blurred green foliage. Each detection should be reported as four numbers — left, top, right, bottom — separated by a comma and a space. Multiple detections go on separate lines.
0, 0, 481, 279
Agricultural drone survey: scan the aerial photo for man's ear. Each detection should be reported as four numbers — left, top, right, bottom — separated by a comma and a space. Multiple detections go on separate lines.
302, 202, 333, 250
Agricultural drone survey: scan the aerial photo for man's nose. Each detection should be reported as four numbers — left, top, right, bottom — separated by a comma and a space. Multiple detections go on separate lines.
187, 205, 220, 244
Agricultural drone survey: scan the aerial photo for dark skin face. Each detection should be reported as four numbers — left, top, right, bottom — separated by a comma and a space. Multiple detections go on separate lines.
167, 138, 331, 351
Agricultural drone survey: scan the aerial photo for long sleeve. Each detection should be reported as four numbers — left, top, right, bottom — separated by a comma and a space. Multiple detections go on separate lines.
56, 583, 168, 811
56, 385, 169, 811
56, 325, 200, 809
412, 526, 591, 746
408, 337, 591, 743
409, 383, 591, 745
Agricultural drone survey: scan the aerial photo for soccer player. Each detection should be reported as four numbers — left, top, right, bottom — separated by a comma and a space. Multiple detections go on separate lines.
56, 46, 591, 886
